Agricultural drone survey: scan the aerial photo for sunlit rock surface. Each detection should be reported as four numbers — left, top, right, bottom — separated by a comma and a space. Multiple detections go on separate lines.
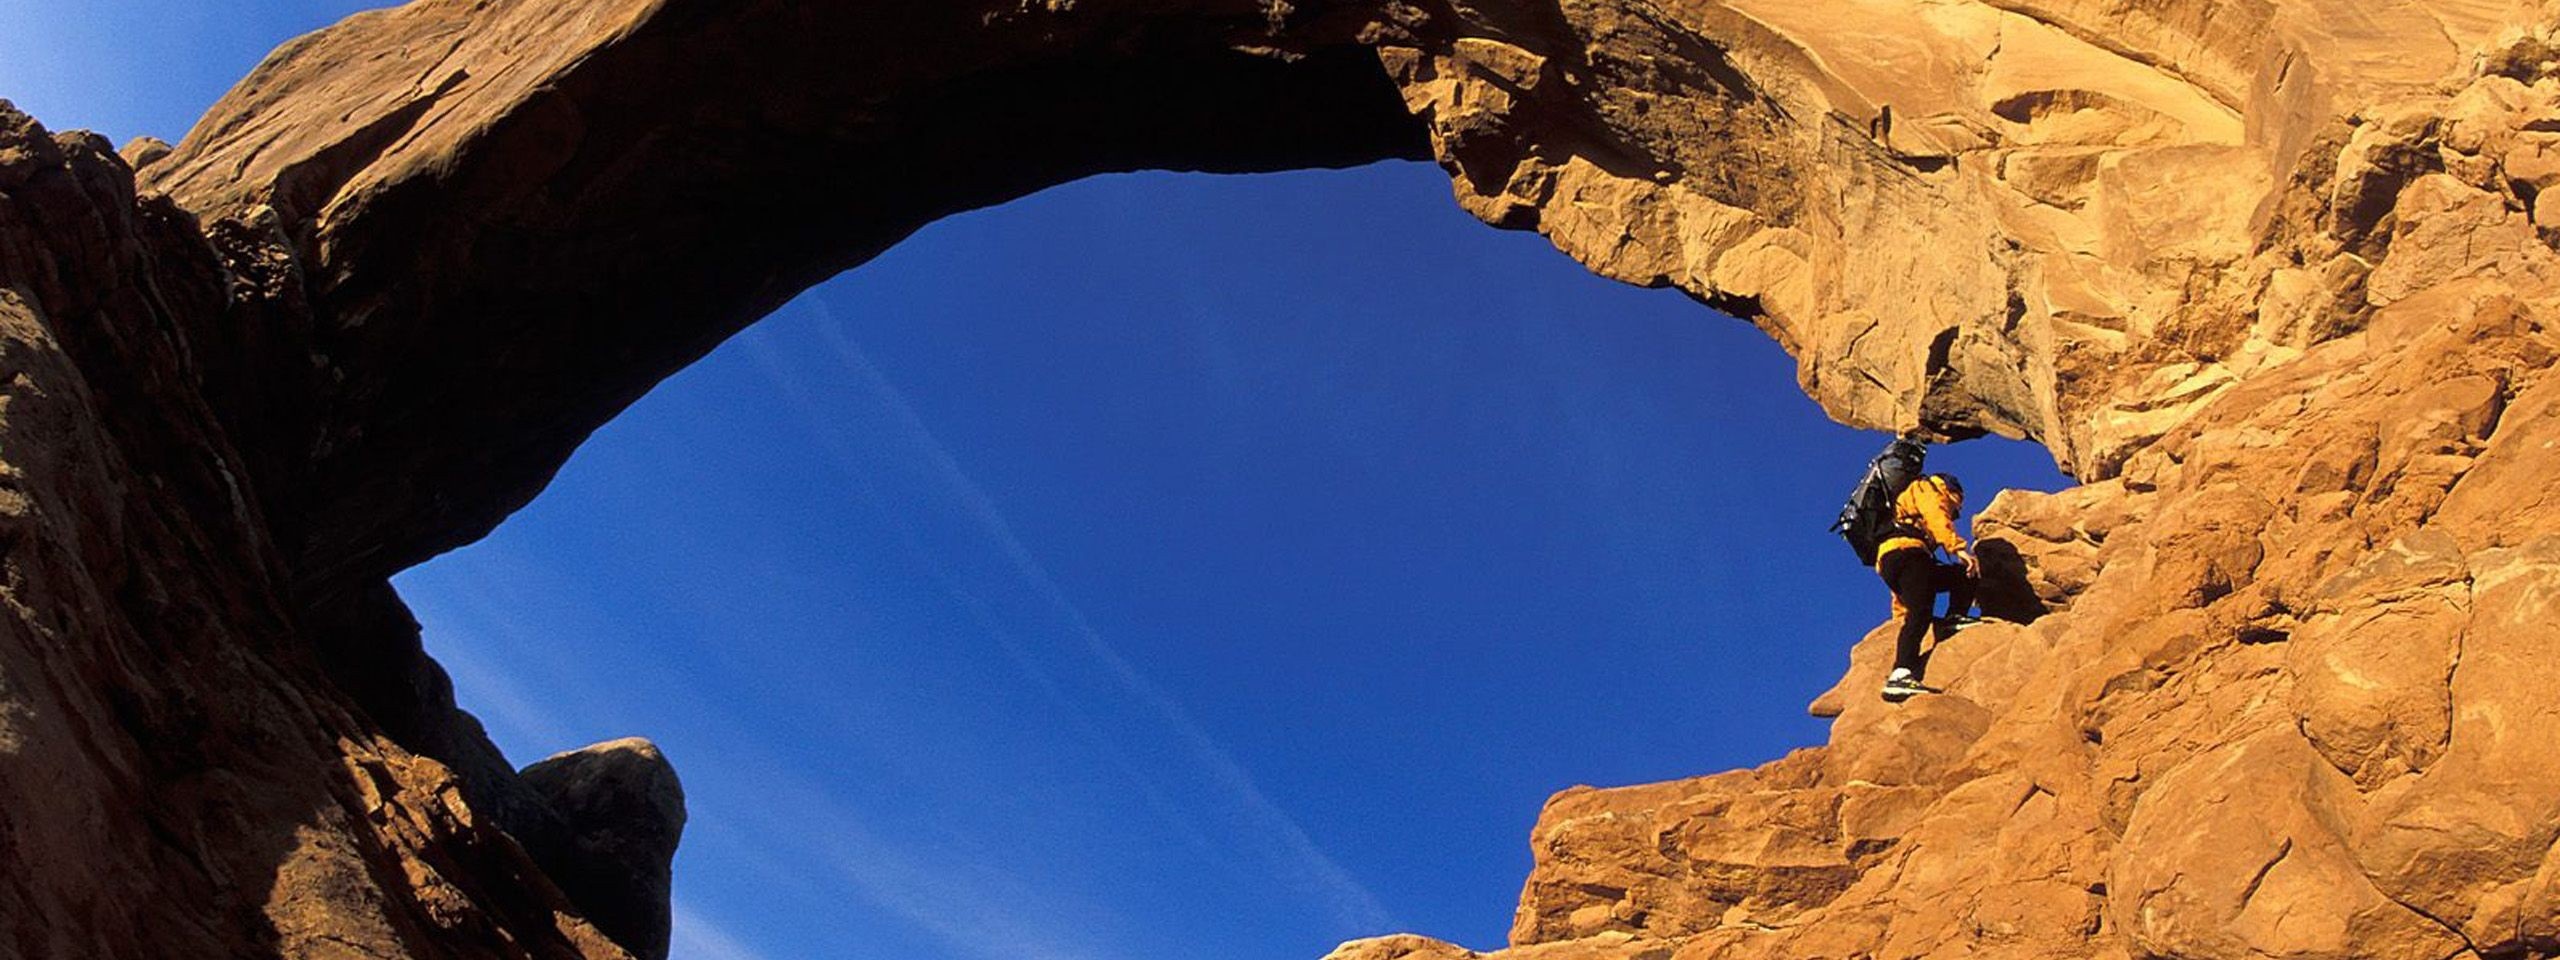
1, 0, 2556, 957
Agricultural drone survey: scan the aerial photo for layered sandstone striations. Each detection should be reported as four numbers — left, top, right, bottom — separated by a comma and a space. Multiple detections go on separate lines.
0, 0, 2556, 957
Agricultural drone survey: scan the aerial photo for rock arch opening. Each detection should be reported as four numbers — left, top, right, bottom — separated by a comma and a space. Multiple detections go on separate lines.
390, 160, 2074, 959
6, 0, 2557, 958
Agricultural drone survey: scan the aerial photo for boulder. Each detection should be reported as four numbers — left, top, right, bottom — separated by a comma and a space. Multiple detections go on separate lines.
518, 739, 688, 960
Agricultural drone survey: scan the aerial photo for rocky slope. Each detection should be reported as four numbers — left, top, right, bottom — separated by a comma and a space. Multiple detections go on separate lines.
1318, 5, 2560, 958
1, 0, 2556, 957
0, 107, 636, 960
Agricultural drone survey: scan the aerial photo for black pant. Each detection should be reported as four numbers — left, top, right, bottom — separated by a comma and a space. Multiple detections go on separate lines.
1877, 548, 1976, 674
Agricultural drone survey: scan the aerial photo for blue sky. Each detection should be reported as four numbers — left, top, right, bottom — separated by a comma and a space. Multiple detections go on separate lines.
4, 6, 2073, 959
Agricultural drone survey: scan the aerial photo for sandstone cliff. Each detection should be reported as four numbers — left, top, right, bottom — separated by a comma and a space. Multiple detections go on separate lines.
1, 0, 2556, 958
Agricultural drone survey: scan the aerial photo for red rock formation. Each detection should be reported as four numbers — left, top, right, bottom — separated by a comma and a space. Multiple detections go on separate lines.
1324, 12, 2560, 953
0, 0, 2556, 957
0, 105, 627, 959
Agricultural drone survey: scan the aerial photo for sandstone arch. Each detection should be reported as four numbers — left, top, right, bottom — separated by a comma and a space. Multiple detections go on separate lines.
2, 0, 2558, 957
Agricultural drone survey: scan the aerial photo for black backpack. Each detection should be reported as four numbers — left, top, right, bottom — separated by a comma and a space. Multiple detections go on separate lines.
1831, 436, 1928, 565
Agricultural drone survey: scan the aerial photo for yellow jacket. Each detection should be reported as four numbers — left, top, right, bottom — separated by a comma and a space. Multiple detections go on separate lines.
1875, 475, 1967, 566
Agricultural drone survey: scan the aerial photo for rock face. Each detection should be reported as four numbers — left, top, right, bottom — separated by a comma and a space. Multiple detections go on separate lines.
517, 740, 686, 960
1, 0, 2556, 958
0, 104, 631, 960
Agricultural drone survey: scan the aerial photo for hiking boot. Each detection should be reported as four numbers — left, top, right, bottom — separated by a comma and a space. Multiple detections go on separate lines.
1881, 668, 1924, 703
1939, 614, 1987, 632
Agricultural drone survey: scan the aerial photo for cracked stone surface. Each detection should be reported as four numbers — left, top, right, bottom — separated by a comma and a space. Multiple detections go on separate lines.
2, 0, 2558, 957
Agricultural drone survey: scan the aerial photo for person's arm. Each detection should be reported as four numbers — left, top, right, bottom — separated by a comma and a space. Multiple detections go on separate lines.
1917, 483, 1978, 574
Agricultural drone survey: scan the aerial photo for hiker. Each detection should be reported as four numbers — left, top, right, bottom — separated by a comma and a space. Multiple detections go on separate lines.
1875, 472, 1983, 701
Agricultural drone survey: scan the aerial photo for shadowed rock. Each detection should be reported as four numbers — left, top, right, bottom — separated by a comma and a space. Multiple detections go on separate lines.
0, 0, 2557, 957
518, 739, 688, 960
